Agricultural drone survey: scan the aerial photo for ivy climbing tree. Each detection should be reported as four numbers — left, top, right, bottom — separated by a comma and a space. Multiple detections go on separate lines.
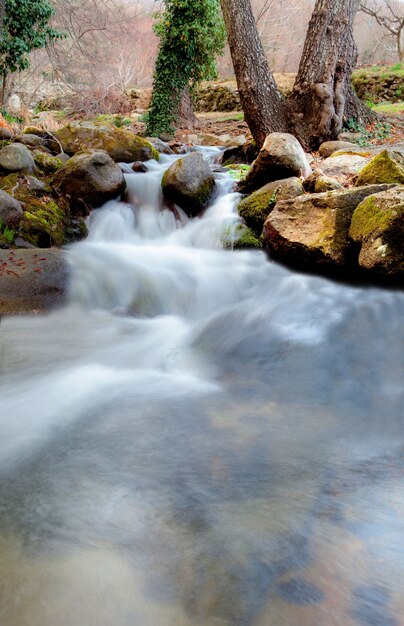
0, 0, 65, 105
146, 0, 226, 138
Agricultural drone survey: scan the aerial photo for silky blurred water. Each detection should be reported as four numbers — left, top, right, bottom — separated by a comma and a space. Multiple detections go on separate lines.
0, 148, 403, 626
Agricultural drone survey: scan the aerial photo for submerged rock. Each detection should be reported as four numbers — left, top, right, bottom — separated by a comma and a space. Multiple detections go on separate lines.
238, 133, 312, 193
355, 149, 404, 186
54, 123, 160, 162
238, 177, 303, 236
350, 186, 404, 279
0, 143, 35, 174
53, 150, 126, 214
263, 184, 395, 271
162, 152, 215, 216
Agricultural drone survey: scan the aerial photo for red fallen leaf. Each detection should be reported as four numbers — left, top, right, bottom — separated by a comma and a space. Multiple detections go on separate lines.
34, 268, 42, 273
39, 258, 47, 261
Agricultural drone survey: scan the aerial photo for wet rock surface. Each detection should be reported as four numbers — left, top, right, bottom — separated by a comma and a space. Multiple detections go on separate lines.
0, 248, 67, 314
162, 152, 216, 216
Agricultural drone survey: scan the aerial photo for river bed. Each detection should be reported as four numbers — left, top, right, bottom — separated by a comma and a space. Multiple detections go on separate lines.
0, 148, 403, 626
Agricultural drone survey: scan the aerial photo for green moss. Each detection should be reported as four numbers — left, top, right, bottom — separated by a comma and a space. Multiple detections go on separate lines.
0, 173, 20, 192
33, 151, 63, 174
356, 150, 404, 186
224, 164, 250, 181
20, 198, 68, 247
55, 124, 160, 162
238, 187, 277, 236
222, 223, 261, 249
237, 179, 303, 236
350, 195, 402, 240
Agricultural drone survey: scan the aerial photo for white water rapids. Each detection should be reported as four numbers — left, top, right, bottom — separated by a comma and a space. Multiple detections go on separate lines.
0, 147, 403, 626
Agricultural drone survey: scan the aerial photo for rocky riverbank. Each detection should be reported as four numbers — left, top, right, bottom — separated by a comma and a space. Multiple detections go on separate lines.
0, 118, 403, 314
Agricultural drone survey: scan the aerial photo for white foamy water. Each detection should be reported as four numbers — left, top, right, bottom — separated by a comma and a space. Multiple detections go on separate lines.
0, 146, 403, 626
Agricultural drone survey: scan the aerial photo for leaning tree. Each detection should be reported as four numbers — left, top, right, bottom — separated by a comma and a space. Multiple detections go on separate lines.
221, 0, 373, 149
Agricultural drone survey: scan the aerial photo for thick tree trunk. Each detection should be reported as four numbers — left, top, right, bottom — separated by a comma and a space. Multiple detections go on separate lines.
290, 0, 361, 149
178, 86, 199, 129
220, 0, 288, 148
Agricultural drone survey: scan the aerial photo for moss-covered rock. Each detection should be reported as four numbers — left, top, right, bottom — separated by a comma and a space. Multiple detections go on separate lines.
355, 149, 404, 186
19, 197, 69, 247
314, 176, 344, 193
54, 123, 159, 163
237, 177, 303, 236
0, 172, 86, 248
162, 152, 215, 216
263, 184, 395, 271
349, 186, 404, 279
222, 224, 261, 249
53, 150, 126, 214
33, 151, 63, 175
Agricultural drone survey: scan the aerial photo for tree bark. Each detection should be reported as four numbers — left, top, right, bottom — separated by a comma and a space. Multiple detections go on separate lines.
178, 86, 199, 129
220, 0, 288, 148
290, 0, 362, 149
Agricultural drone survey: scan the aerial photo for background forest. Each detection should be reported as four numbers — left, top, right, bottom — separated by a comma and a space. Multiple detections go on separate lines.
7, 0, 404, 110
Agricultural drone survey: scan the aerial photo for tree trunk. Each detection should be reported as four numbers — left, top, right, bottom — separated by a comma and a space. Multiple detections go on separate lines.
220, 0, 288, 148
178, 86, 199, 129
290, 0, 361, 149
0, 0, 4, 34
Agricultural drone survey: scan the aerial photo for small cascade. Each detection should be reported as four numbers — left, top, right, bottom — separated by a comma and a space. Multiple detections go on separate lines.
0, 145, 403, 626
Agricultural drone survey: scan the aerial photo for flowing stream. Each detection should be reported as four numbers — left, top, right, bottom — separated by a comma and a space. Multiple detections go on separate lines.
0, 148, 403, 626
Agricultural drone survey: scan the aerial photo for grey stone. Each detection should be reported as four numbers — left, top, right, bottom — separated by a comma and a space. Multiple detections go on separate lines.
0, 189, 24, 229
0, 143, 35, 173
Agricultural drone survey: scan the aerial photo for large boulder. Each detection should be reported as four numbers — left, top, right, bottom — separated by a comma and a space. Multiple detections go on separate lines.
237, 177, 303, 236
54, 123, 160, 163
53, 150, 126, 214
355, 149, 404, 186
263, 184, 394, 271
349, 186, 404, 279
321, 154, 369, 177
0, 190, 24, 229
238, 133, 312, 193
162, 152, 215, 216
0, 143, 35, 173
